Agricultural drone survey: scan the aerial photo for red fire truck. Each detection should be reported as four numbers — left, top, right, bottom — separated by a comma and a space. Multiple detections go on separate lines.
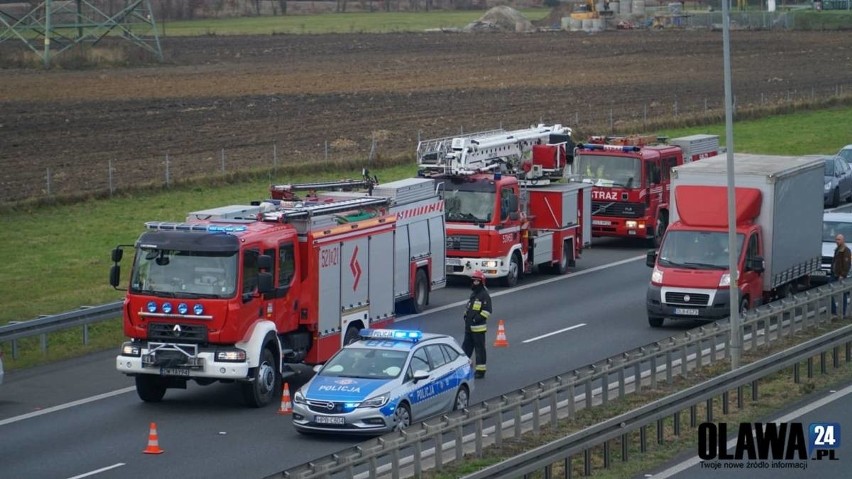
110, 177, 445, 407
417, 124, 592, 287
571, 134, 719, 246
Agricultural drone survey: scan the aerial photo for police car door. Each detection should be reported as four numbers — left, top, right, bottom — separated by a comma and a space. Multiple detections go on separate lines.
424, 344, 456, 414
405, 346, 440, 421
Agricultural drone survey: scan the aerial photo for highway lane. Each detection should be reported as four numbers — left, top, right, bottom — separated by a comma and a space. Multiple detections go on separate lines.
0, 238, 702, 479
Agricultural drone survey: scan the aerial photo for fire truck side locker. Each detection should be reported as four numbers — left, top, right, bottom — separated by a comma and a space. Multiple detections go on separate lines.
525, 182, 592, 269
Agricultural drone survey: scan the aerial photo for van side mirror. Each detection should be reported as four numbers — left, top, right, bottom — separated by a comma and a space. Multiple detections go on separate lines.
747, 255, 765, 274
646, 250, 657, 268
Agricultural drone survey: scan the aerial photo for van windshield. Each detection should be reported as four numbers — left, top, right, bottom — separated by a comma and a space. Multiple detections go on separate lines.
658, 231, 744, 269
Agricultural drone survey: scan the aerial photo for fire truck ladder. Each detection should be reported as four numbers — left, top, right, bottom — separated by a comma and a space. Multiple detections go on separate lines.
416, 128, 506, 166
264, 197, 391, 221
270, 178, 377, 200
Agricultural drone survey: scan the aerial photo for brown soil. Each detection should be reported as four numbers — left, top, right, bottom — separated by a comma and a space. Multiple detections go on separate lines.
1, 30, 850, 203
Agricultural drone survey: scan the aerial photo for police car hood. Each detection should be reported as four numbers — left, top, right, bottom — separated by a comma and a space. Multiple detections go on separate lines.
304, 375, 393, 402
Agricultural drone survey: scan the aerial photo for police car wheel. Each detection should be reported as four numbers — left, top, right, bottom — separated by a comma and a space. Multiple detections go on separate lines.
453, 386, 469, 411
394, 403, 412, 431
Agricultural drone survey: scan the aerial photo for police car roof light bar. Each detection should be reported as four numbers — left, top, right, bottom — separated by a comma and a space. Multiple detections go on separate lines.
359, 329, 423, 342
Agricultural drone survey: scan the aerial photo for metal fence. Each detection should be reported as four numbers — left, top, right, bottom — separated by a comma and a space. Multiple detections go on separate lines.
463, 322, 852, 478
272, 280, 852, 479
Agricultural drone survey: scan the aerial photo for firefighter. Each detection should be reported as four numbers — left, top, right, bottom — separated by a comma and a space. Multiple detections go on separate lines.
463, 270, 491, 379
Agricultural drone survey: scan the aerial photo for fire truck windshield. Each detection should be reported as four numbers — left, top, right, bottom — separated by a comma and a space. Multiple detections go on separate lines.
573, 154, 641, 188
130, 248, 238, 298
443, 183, 495, 223
658, 231, 744, 270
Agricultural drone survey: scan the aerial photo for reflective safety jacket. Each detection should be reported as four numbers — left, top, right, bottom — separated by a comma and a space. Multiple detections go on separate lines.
464, 287, 492, 333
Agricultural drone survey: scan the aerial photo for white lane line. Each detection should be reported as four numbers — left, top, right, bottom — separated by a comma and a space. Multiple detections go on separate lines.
67, 463, 126, 479
397, 254, 644, 323
651, 382, 852, 478
0, 386, 136, 427
523, 323, 587, 344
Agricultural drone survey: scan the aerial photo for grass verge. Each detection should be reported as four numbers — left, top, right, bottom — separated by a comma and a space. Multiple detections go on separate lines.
422, 318, 852, 478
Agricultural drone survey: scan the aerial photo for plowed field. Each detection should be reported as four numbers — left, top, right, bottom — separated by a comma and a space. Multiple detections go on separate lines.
1, 30, 850, 202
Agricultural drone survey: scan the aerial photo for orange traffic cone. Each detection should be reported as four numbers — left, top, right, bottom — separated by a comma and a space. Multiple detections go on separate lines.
143, 422, 164, 455
493, 320, 509, 348
277, 383, 293, 415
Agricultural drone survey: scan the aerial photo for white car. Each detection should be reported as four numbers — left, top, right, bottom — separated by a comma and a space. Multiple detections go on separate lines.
816, 212, 852, 284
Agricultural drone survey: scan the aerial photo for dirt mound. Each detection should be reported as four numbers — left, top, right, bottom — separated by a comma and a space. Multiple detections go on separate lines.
463, 6, 536, 33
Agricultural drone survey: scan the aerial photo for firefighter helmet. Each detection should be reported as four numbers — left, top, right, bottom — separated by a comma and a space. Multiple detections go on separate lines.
471, 270, 486, 284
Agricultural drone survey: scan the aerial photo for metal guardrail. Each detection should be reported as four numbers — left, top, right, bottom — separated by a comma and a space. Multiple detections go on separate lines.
463, 323, 852, 478
274, 280, 852, 479
0, 301, 123, 358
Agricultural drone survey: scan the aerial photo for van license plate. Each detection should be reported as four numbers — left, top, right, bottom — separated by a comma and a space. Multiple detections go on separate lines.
674, 308, 699, 316
315, 415, 345, 425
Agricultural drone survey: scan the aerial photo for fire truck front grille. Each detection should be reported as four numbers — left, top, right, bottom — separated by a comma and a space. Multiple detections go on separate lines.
447, 234, 479, 252
592, 201, 646, 218
148, 323, 208, 343
665, 292, 710, 306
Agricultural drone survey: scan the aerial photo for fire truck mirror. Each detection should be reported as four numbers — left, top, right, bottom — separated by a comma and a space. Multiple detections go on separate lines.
109, 264, 121, 288
257, 272, 274, 294
111, 247, 123, 263
257, 254, 273, 271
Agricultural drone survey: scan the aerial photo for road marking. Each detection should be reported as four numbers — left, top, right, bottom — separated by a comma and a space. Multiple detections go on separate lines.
522, 323, 587, 343
650, 382, 852, 478
67, 463, 126, 479
0, 386, 135, 427
397, 254, 644, 323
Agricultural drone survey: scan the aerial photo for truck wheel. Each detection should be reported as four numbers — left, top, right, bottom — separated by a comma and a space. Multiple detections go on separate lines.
648, 316, 664, 328
343, 324, 361, 345
242, 346, 278, 408
502, 252, 522, 287
552, 241, 570, 275
135, 375, 167, 402
406, 269, 429, 314
650, 213, 668, 248
739, 297, 750, 316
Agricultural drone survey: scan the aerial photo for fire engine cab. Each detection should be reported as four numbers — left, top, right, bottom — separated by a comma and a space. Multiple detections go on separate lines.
418, 124, 592, 287
570, 134, 719, 246
111, 176, 445, 407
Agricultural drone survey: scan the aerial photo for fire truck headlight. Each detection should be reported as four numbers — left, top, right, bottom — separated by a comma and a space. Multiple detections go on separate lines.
719, 273, 731, 287
651, 266, 664, 284
482, 260, 498, 268
626, 221, 638, 229
121, 342, 141, 357
216, 348, 247, 362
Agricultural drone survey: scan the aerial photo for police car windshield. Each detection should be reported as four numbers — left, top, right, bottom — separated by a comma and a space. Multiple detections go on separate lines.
321, 347, 409, 379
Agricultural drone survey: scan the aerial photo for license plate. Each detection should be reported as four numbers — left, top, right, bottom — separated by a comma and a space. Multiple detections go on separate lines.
812, 270, 827, 276
674, 308, 700, 316
314, 415, 345, 425
160, 367, 191, 377
446, 258, 462, 266
592, 220, 611, 226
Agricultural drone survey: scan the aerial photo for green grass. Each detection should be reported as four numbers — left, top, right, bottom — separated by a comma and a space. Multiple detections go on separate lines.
2, 106, 851, 370
156, 9, 552, 36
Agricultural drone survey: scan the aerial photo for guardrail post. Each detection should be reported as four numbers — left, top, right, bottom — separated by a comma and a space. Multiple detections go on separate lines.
633, 363, 641, 393
650, 355, 658, 389
603, 440, 611, 469
601, 374, 609, 405
40, 333, 48, 354
680, 345, 688, 377
833, 346, 840, 369
847, 341, 851, 363
391, 447, 400, 479
565, 456, 573, 479
666, 350, 673, 384
584, 378, 592, 409
12, 339, 19, 359
495, 404, 503, 449
475, 416, 484, 457
752, 380, 759, 401
656, 419, 664, 445
820, 351, 827, 374
408, 432, 422, 477
544, 463, 553, 479
567, 383, 575, 418
673, 411, 681, 437
455, 420, 463, 461
705, 398, 713, 422
549, 391, 558, 428
533, 396, 541, 436
722, 391, 730, 415
83, 323, 89, 345
640, 426, 647, 453
514, 400, 522, 439
583, 449, 592, 476
807, 356, 814, 379
690, 404, 697, 428
433, 427, 443, 470
621, 433, 629, 462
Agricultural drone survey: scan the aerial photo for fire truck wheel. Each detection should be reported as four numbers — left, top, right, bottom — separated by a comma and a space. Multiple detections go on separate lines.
343, 325, 361, 345
648, 316, 664, 328
502, 252, 522, 287
553, 241, 571, 275
407, 269, 430, 314
242, 346, 278, 408
135, 375, 167, 402
651, 213, 668, 248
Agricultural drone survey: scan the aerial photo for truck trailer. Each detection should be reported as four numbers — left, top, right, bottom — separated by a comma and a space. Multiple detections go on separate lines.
645, 153, 823, 326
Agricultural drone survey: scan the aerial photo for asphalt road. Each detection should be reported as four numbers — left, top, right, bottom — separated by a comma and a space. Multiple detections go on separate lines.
0, 238, 719, 479
648, 381, 852, 479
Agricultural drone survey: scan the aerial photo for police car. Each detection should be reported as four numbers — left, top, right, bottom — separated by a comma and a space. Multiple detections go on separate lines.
292, 329, 473, 435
